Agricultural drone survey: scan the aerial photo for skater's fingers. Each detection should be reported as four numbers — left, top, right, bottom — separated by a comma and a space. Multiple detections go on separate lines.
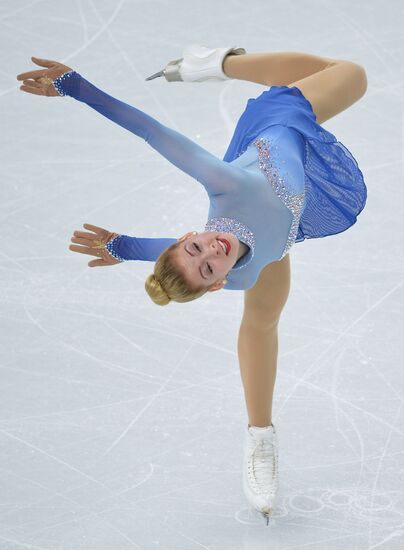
22, 79, 43, 89
19, 85, 44, 95
83, 223, 106, 234
70, 236, 95, 247
17, 69, 48, 81
73, 230, 98, 240
68, 244, 101, 257
31, 56, 58, 68
88, 259, 108, 268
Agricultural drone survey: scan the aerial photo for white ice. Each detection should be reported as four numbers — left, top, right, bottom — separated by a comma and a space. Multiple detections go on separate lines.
1, 0, 404, 548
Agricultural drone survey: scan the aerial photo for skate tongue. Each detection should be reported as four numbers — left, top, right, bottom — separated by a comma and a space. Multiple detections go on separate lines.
248, 425, 274, 441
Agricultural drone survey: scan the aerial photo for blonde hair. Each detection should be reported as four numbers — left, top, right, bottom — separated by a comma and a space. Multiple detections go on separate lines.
144, 241, 214, 306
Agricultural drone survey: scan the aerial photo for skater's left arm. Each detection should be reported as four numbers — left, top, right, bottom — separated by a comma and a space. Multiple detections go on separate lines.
17, 58, 245, 197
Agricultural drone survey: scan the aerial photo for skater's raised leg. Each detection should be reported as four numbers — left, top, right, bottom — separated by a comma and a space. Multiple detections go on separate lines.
222, 50, 336, 86
223, 50, 367, 125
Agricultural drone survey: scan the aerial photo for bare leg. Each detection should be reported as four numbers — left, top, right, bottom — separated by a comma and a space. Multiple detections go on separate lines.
223, 50, 337, 86
238, 323, 279, 427
237, 255, 291, 428
223, 51, 367, 125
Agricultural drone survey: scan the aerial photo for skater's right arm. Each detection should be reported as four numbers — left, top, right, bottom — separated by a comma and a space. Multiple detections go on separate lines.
104, 235, 178, 263
69, 223, 177, 267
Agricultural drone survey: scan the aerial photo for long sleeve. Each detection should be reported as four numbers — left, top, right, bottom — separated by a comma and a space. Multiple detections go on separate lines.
53, 71, 245, 196
106, 235, 177, 261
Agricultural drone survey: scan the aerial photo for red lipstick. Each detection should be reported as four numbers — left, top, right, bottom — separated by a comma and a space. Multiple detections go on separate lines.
218, 238, 231, 255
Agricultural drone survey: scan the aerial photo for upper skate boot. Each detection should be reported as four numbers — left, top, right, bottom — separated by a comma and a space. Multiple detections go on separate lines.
243, 423, 279, 525
145, 43, 246, 82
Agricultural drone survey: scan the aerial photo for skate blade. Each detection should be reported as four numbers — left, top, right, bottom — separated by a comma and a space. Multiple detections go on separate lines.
261, 508, 272, 525
145, 69, 165, 81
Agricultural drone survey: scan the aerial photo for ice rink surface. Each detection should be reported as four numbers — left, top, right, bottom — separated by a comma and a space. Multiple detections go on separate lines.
1, 0, 404, 548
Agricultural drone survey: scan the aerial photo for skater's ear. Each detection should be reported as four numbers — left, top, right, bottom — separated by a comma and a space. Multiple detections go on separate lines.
177, 232, 196, 243
207, 280, 227, 292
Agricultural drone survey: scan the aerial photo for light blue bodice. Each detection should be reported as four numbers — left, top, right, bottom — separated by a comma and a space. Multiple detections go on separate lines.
54, 71, 308, 290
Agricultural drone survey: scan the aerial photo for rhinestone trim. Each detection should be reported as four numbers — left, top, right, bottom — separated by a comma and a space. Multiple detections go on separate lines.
252, 136, 306, 259
204, 217, 255, 271
105, 235, 126, 262
52, 70, 77, 96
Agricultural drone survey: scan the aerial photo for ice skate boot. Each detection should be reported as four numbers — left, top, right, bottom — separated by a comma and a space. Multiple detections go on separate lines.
145, 43, 246, 82
243, 423, 279, 525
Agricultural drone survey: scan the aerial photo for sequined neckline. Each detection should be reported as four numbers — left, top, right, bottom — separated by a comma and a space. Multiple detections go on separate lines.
204, 217, 255, 271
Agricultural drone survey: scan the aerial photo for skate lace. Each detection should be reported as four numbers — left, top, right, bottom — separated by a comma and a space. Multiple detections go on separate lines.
251, 438, 277, 491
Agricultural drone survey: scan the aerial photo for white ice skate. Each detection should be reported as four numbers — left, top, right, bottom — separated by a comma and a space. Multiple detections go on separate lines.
243, 423, 279, 525
145, 43, 246, 82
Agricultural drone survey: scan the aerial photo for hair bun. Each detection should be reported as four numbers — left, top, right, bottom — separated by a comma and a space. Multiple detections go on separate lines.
145, 273, 171, 306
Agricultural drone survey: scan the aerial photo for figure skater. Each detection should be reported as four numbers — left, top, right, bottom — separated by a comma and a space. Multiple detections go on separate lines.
16, 45, 368, 524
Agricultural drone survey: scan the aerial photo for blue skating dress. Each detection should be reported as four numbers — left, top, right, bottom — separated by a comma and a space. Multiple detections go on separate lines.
54, 71, 367, 291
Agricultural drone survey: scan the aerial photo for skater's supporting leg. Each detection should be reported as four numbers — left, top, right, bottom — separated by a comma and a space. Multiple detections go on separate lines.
238, 323, 279, 427
237, 255, 291, 427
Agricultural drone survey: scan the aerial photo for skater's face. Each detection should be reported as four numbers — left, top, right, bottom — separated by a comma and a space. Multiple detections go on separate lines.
175, 231, 238, 292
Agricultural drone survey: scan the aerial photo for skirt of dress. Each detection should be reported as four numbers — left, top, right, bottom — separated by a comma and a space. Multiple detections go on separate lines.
222, 85, 367, 242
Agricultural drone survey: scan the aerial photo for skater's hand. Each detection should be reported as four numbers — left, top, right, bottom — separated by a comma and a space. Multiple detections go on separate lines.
16, 57, 73, 97
69, 223, 122, 267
